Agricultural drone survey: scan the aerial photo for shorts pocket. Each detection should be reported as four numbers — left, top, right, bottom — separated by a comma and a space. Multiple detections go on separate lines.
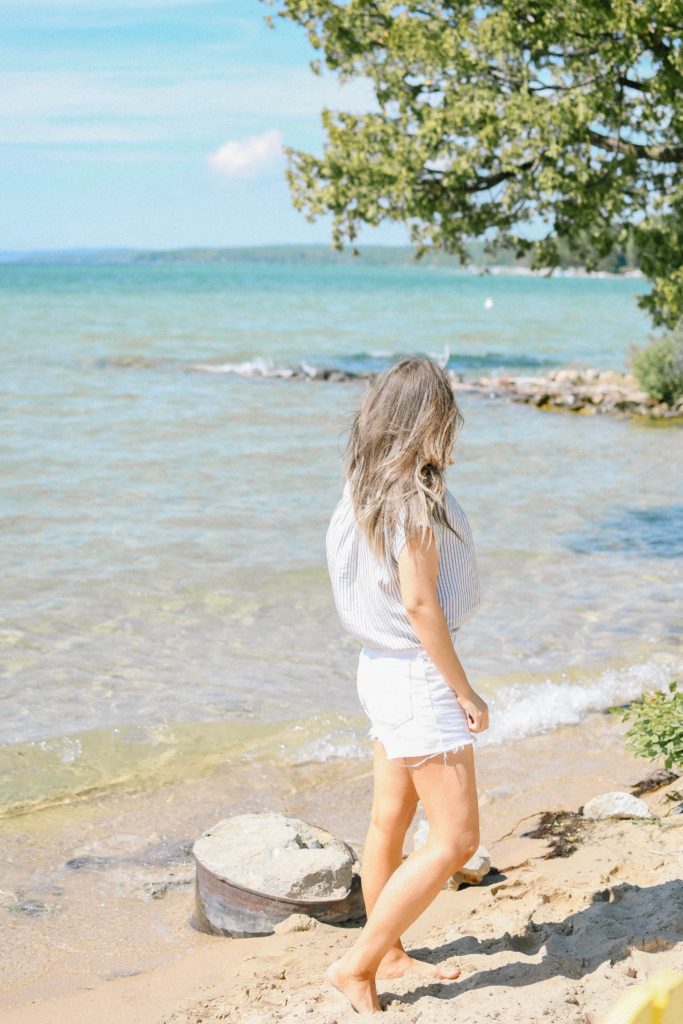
419, 653, 470, 729
357, 654, 415, 729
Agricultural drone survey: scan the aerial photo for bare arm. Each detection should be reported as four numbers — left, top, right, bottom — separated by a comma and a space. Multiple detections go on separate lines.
397, 528, 489, 733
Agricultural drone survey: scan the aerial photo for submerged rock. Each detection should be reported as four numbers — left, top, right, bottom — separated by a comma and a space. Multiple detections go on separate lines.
7, 899, 51, 917
581, 792, 654, 820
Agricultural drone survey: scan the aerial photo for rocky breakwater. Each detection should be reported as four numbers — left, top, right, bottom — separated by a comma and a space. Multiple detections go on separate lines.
190, 358, 682, 420
452, 366, 683, 420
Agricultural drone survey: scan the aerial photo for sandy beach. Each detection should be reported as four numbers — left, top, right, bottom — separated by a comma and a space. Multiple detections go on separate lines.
1, 707, 681, 1024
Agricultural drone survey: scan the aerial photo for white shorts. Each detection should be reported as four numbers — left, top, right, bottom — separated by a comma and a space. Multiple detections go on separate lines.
356, 645, 476, 767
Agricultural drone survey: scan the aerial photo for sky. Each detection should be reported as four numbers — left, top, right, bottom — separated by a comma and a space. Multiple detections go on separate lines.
0, 0, 408, 250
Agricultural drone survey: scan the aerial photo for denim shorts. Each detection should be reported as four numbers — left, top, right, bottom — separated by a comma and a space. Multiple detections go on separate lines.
356, 645, 476, 767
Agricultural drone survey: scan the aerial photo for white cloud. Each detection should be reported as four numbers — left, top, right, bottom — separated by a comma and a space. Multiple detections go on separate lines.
207, 129, 284, 178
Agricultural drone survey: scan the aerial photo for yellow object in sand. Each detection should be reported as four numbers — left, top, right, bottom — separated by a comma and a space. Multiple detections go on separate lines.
601, 970, 683, 1024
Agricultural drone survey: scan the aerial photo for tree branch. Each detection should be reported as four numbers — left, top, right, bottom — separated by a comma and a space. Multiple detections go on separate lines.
588, 129, 683, 163
420, 158, 537, 194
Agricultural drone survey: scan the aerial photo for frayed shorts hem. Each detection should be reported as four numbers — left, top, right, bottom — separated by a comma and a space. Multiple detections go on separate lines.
370, 735, 475, 768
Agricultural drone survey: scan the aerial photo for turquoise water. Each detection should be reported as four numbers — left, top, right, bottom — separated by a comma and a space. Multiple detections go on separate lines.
1, 260, 681, 813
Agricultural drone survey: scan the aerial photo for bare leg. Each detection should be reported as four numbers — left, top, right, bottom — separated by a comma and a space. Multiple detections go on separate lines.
326, 744, 479, 1014
360, 740, 461, 980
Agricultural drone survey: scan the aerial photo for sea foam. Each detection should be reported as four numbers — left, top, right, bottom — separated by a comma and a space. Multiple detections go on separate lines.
474, 658, 679, 747
294, 658, 680, 762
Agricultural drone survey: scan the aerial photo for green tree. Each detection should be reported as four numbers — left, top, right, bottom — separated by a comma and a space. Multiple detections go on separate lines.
268, 0, 683, 325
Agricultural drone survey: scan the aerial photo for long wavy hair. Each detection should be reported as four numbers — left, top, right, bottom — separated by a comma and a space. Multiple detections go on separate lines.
343, 355, 465, 564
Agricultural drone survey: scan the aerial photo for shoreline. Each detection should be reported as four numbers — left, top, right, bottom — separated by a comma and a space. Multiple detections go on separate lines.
451, 367, 683, 421
181, 358, 683, 422
2, 706, 680, 1018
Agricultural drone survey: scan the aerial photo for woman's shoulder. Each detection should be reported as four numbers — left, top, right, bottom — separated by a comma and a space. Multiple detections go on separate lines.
443, 487, 466, 518
442, 487, 475, 540
327, 480, 353, 532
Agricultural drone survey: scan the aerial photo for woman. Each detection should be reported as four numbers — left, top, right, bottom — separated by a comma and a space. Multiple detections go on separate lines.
324, 355, 489, 1014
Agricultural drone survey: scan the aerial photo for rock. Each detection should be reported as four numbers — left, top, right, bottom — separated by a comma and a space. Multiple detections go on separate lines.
643, 777, 683, 818
448, 845, 492, 888
412, 818, 430, 851
580, 792, 654, 820
631, 768, 680, 797
273, 913, 320, 934
139, 876, 193, 900
8, 899, 51, 917
194, 814, 356, 900
193, 814, 364, 937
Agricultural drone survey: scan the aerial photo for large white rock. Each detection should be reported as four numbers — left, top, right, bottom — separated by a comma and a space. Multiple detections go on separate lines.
581, 792, 654, 820
193, 813, 356, 900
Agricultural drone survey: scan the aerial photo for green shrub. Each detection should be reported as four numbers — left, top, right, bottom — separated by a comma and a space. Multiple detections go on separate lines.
629, 326, 683, 405
609, 681, 683, 770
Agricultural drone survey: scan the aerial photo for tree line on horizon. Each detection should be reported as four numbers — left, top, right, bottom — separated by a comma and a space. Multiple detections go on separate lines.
6, 237, 640, 272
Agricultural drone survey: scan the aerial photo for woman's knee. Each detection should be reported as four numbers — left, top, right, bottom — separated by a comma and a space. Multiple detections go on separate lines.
370, 796, 418, 836
429, 829, 480, 874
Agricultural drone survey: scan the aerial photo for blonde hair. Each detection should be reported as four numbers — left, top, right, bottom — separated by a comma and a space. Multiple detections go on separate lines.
343, 356, 465, 564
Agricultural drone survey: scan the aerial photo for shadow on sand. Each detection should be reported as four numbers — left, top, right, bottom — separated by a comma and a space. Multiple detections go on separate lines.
387, 879, 683, 1007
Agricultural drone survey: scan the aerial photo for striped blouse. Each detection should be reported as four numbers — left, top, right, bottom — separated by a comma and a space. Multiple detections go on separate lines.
325, 480, 482, 651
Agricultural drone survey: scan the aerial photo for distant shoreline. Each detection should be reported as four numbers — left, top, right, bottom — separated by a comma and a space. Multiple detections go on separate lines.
0, 243, 644, 278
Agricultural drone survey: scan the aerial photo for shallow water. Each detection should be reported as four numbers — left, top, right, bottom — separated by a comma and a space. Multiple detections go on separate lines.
0, 260, 681, 816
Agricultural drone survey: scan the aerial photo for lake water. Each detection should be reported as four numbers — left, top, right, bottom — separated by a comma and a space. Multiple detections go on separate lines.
1, 260, 681, 817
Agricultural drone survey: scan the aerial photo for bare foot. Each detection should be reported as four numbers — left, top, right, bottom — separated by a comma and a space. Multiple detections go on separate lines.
377, 949, 461, 981
325, 957, 382, 1014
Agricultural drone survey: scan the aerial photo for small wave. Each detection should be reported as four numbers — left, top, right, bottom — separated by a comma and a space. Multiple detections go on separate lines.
295, 730, 368, 763
188, 358, 370, 380
479, 658, 680, 747
92, 349, 560, 381
190, 357, 298, 378
187, 350, 559, 380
